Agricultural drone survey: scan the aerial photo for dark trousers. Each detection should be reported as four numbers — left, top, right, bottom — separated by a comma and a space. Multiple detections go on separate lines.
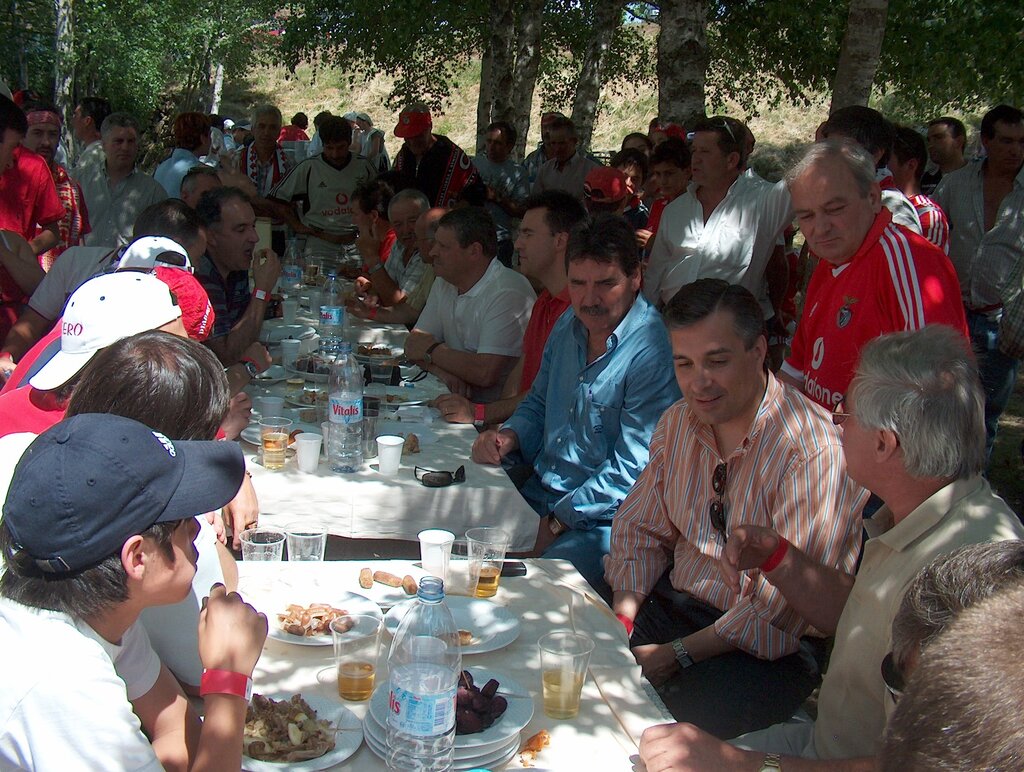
631, 573, 827, 740
966, 309, 1020, 465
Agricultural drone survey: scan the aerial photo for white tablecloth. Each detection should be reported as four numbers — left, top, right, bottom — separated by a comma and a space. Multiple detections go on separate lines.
246, 318, 542, 551
239, 559, 672, 770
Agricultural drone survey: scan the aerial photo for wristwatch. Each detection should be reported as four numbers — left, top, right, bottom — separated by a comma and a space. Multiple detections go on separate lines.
548, 516, 569, 537
242, 360, 260, 379
670, 638, 695, 669
758, 753, 782, 771
423, 341, 443, 365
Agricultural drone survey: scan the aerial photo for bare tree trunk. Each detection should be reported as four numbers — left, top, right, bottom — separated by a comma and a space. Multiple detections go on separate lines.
476, 47, 494, 156
828, 0, 889, 112
508, 0, 544, 160
53, 0, 74, 128
210, 62, 224, 113
479, 0, 516, 153
657, 0, 708, 128
571, 0, 622, 152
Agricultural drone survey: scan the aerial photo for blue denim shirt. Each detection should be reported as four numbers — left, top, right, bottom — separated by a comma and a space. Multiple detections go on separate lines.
503, 294, 681, 530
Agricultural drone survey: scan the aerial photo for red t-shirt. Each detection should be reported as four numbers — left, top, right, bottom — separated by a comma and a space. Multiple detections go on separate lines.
785, 209, 967, 408
278, 126, 310, 142
0, 146, 64, 240
379, 228, 397, 265
0, 384, 65, 438
519, 287, 572, 392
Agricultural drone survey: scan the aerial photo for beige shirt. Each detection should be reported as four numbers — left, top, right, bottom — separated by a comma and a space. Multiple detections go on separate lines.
813, 477, 1024, 758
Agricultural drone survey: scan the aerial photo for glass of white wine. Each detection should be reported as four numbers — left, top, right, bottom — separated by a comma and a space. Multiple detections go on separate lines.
538, 631, 594, 719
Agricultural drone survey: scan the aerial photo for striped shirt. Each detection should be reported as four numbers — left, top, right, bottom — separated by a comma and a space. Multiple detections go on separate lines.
605, 373, 867, 660
909, 193, 950, 254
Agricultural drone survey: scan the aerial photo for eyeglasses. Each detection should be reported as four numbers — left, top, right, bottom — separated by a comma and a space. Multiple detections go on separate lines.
831, 400, 851, 426
414, 465, 466, 488
709, 462, 728, 543
881, 651, 905, 703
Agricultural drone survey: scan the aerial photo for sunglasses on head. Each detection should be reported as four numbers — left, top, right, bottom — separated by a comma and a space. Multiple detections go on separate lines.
414, 465, 466, 488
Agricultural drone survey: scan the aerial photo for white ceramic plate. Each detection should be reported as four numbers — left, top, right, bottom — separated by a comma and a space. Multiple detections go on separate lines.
242, 693, 363, 771
362, 714, 520, 767
265, 591, 382, 647
252, 364, 289, 384
260, 323, 317, 344
384, 597, 520, 655
368, 666, 533, 750
286, 363, 329, 383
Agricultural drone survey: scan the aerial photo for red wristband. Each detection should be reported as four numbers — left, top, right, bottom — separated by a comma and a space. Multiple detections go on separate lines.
199, 669, 253, 700
474, 403, 486, 423
760, 537, 790, 573
368, 305, 379, 320
615, 613, 635, 636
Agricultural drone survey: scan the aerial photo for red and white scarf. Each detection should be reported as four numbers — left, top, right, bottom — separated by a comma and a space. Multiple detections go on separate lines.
241, 143, 289, 196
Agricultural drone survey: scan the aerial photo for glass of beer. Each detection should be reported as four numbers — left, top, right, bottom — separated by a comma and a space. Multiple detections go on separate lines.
538, 631, 594, 719
259, 417, 292, 471
466, 527, 510, 598
331, 614, 383, 701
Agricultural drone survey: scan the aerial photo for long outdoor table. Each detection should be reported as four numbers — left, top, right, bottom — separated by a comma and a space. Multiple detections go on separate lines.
239, 559, 672, 770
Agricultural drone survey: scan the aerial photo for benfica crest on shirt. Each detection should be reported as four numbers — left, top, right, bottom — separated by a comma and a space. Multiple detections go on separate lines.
837, 296, 858, 328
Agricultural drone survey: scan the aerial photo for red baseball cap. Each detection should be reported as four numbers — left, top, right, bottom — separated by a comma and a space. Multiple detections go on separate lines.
584, 167, 630, 204
395, 108, 432, 138
154, 267, 215, 341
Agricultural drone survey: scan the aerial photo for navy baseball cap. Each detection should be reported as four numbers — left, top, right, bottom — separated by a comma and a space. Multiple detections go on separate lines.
3, 413, 246, 573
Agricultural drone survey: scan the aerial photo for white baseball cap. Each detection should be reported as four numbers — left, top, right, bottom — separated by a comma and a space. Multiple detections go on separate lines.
29, 272, 183, 391
223, 118, 236, 130
115, 236, 192, 273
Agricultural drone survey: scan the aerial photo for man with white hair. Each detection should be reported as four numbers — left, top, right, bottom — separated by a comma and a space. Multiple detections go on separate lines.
635, 324, 1024, 771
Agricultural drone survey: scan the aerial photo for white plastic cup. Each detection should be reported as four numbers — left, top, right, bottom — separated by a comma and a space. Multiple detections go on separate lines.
279, 339, 301, 368
376, 435, 405, 476
282, 297, 299, 324
306, 288, 322, 312
418, 529, 455, 580
255, 396, 285, 417
294, 432, 323, 473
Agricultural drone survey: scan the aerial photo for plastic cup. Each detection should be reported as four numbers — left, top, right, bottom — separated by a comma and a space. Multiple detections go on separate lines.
279, 339, 301, 368
466, 527, 510, 598
370, 363, 396, 385
293, 433, 323, 473
446, 539, 482, 597
285, 523, 327, 560
362, 409, 380, 459
254, 395, 285, 417
538, 631, 594, 719
239, 527, 286, 561
376, 435, 404, 476
332, 614, 383, 701
282, 297, 299, 324
259, 416, 292, 471
418, 529, 455, 580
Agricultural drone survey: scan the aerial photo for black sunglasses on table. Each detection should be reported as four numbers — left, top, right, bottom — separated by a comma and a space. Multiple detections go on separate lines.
414, 465, 466, 488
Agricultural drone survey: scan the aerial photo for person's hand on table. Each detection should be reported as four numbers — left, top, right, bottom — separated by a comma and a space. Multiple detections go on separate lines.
345, 295, 379, 320
472, 428, 518, 465
220, 393, 252, 440
403, 331, 436, 362
223, 473, 260, 550
631, 643, 679, 687
354, 276, 375, 296
251, 248, 281, 293
638, 722, 750, 772
433, 393, 474, 423
199, 583, 267, 676
241, 342, 272, 373
720, 524, 782, 594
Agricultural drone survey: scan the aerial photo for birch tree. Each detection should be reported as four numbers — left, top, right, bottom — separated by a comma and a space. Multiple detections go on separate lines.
829, 0, 889, 112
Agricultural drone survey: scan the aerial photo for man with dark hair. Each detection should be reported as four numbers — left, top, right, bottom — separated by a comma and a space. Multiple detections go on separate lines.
69, 95, 111, 176
180, 164, 222, 208
636, 136, 690, 250
932, 104, 1024, 463
606, 278, 864, 740
436, 190, 587, 426
473, 214, 679, 590
473, 120, 528, 266
611, 147, 650, 230
195, 186, 280, 366
0, 413, 267, 769
921, 116, 967, 193
392, 102, 480, 208
78, 112, 167, 248
269, 114, 377, 253
889, 125, 950, 253
278, 111, 310, 142
532, 116, 601, 200
404, 206, 534, 401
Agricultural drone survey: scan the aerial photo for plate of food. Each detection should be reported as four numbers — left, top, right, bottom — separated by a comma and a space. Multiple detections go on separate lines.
252, 365, 289, 384
354, 342, 399, 364
242, 692, 363, 771
259, 324, 317, 344
267, 592, 382, 646
362, 713, 520, 768
384, 596, 520, 654
285, 388, 327, 409
288, 355, 331, 383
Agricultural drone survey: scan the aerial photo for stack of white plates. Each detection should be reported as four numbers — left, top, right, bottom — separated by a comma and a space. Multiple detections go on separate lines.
363, 667, 533, 770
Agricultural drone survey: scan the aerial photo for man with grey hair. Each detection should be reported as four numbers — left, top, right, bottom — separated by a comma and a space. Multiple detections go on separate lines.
780, 139, 966, 411
239, 104, 292, 254
635, 324, 1024, 771
78, 113, 166, 248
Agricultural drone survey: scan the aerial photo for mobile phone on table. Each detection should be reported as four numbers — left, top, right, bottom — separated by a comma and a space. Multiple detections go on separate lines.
500, 560, 527, 577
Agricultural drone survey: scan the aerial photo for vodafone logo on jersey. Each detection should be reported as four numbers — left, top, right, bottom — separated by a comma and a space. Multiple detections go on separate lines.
334, 192, 350, 206
811, 337, 825, 370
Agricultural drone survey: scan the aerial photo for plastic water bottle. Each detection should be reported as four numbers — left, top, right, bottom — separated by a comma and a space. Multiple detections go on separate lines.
319, 271, 345, 339
386, 577, 462, 772
327, 341, 363, 473
281, 238, 304, 295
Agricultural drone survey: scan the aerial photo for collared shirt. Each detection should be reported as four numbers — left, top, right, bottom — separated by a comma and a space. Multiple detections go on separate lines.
404, 265, 436, 313
932, 159, 1024, 310
784, 209, 968, 408
195, 253, 250, 337
414, 258, 536, 402
27, 245, 118, 321
645, 174, 792, 317
383, 241, 427, 296
532, 152, 602, 200
70, 140, 105, 179
519, 287, 572, 392
813, 477, 1024, 759
605, 373, 866, 660
504, 294, 680, 529
78, 166, 167, 248
154, 148, 203, 197
472, 154, 529, 243
523, 145, 548, 189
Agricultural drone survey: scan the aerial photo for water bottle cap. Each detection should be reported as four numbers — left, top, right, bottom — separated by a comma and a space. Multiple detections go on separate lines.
418, 576, 445, 601
327, 271, 338, 279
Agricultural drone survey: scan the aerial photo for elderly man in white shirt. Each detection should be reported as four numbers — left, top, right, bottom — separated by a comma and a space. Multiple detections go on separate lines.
404, 207, 535, 402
